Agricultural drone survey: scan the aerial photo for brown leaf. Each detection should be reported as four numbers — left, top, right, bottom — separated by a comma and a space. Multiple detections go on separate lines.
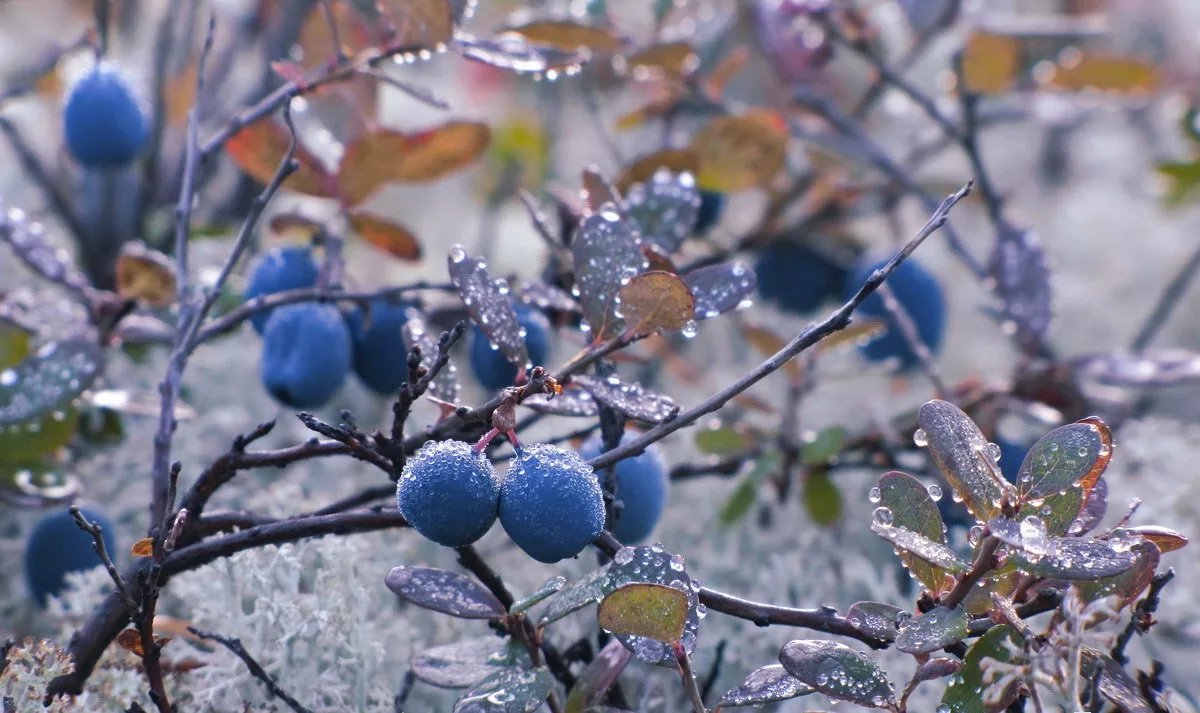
226, 120, 335, 197
618, 271, 695, 337
116, 628, 144, 655
130, 537, 155, 558
621, 42, 699, 80
375, 0, 454, 49
164, 61, 198, 127
690, 111, 788, 193
615, 92, 685, 132
336, 122, 491, 205
961, 32, 1020, 95
705, 46, 749, 100
581, 167, 621, 212
641, 244, 677, 273
1127, 526, 1188, 554
297, 0, 373, 70
741, 324, 800, 379
269, 213, 324, 240
615, 149, 699, 194
348, 211, 422, 261
115, 243, 176, 307
1043, 54, 1158, 94
502, 21, 621, 53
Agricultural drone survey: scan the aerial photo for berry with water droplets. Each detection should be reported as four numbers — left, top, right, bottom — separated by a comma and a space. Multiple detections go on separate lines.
397, 440, 501, 547
500, 444, 604, 563
580, 434, 668, 543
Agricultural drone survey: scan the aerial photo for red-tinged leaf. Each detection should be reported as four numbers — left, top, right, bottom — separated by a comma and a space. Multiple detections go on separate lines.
615, 149, 700, 194
115, 242, 176, 307
1043, 54, 1159, 94
375, 0, 454, 50
690, 111, 788, 193
131, 537, 154, 558
961, 31, 1020, 95
1077, 540, 1160, 609
1127, 525, 1188, 553
641, 244, 677, 273
617, 271, 694, 337
226, 120, 335, 197
348, 211, 422, 261
337, 123, 491, 205
581, 167, 621, 213
501, 20, 621, 53
620, 42, 699, 80
116, 629, 143, 655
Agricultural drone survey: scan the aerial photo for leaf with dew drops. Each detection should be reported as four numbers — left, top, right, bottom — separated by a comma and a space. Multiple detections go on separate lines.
1016, 417, 1112, 502
989, 224, 1051, 351
456, 32, 590, 75
598, 583, 688, 642
917, 400, 1014, 523
402, 310, 460, 404
717, 664, 813, 708
939, 625, 1021, 713
522, 387, 598, 418
500, 20, 621, 54
448, 245, 528, 367
0, 339, 103, 427
876, 470, 951, 595
616, 149, 700, 194
912, 657, 961, 686
870, 522, 969, 574
515, 279, 579, 313
411, 637, 529, 689
684, 262, 756, 320
453, 666, 554, 713
778, 639, 895, 709
616, 271, 694, 337
537, 565, 611, 626
845, 601, 905, 642
572, 374, 677, 424
1009, 536, 1139, 580
0, 462, 79, 507
1073, 349, 1200, 388
571, 209, 646, 341
385, 566, 506, 619
1, 208, 93, 296
621, 170, 701, 254
564, 639, 632, 713
604, 545, 702, 666
1125, 525, 1188, 554
895, 606, 968, 654
510, 575, 567, 616
1019, 484, 1085, 537
1096, 655, 1155, 713
1077, 539, 1160, 609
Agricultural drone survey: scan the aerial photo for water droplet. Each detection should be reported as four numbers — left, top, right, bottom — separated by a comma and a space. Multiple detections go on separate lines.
967, 525, 984, 547
927, 484, 943, 501
868, 486, 882, 504
872, 506, 894, 527
449, 245, 467, 263
912, 428, 928, 447
985, 442, 1002, 462
681, 320, 698, 338
613, 547, 634, 565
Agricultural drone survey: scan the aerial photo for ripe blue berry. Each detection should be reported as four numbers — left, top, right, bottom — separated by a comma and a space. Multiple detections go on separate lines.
694, 191, 725, 234
259, 303, 351, 408
469, 307, 551, 390
580, 434, 668, 543
500, 444, 605, 563
843, 257, 945, 368
754, 242, 848, 314
397, 440, 500, 547
243, 247, 321, 333
24, 507, 116, 607
63, 63, 148, 167
345, 298, 413, 395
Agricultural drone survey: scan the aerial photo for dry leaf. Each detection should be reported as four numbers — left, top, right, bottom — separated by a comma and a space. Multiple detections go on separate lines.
336, 122, 490, 205
348, 211, 422, 261
115, 243, 176, 307
226, 120, 336, 197
690, 111, 788, 193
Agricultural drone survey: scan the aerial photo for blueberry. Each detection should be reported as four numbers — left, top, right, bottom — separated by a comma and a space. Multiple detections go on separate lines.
24, 507, 116, 607
694, 191, 725, 234
997, 438, 1029, 484
500, 444, 605, 563
843, 257, 945, 368
63, 63, 148, 168
469, 306, 551, 390
259, 303, 351, 408
754, 242, 848, 314
397, 440, 500, 547
580, 434, 668, 543
345, 298, 414, 394
243, 247, 321, 333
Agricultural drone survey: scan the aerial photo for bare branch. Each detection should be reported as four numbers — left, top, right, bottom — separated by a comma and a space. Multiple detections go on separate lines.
188, 628, 315, 713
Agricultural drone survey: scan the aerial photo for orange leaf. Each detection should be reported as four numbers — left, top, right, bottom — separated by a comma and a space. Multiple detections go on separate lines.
116, 244, 176, 307
375, 0, 454, 49
226, 120, 335, 197
705, 46, 749, 100
116, 629, 144, 655
617, 271, 695, 337
961, 32, 1020, 95
501, 21, 621, 53
348, 211, 422, 261
690, 111, 788, 192
336, 122, 490, 205
1043, 54, 1158, 94
621, 42, 699, 80
130, 537, 155, 558
581, 167, 620, 212
615, 148, 699, 194
296, 0, 373, 70
164, 61, 198, 127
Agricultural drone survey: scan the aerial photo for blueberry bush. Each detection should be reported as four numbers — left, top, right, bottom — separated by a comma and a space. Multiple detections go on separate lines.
0, 1, 1196, 711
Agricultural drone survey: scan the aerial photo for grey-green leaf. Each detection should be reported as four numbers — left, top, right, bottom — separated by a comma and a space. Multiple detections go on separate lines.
0, 339, 103, 426
1016, 420, 1111, 501
447, 246, 528, 366
572, 210, 646, 341
510, 575, 567, 615
623, 170, 701, 254
717, 664, 813, 708
845, 601, 905, 642
537, 565, 611, 626
940, 625, 1020, 713
871, 522, 969, 573
895, 606, 969, 654
1009, 537, 1139, 580
453, 667, 554, 713
877, 471, 948, 594
778, 640, 895, 709
917, 400, 1012, 522
412, 637, 529, 689
386, 566, 506, 619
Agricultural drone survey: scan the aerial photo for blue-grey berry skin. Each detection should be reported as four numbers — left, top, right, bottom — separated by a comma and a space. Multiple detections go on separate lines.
580, 434, 668, 543
63, 63, 148, 167
842, 257, 945, 368
694, 191, 725, 234
25, 507, 116, 607
244, 247, 321, 333
500, 444, 605, 563
345, 298, 413, 394
397, 440, 500, 547
469, 307, 551, 390
260, 303, 352, 408
754, 242, 848, 314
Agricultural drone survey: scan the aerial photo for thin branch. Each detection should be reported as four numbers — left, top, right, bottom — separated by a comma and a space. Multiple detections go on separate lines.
941, 536, 1001, 610
1111, 569, 1175, 665
877, 281, 947, 396
187, 628, 314, 713
358, 67, 448, 109
673, 642, 707, 713
69, 506, 137, 616
1130, 237, 1200, 351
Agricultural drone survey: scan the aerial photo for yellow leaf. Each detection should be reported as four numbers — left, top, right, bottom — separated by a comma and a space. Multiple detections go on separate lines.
130, 537, 154, 558
690, 111, 788, 193
961, 31, 1020, 95
336, 122, 491, 205
598, 583, 688, 642
116, 243, 177, 307
621, 42, 699, 80
1044, 54, 1158, 94
501, 21, 621, 53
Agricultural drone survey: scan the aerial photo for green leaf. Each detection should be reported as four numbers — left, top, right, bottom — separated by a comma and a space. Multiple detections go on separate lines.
895, 606, 969, 654
1016, 418, 1111, 501
453, 667, 554, 713
1077, 540, 1160, 609
0, 318, 32, 369
845, 601, 905, 642
1157, 159, 1200, 206
0, 405, 75, 464
510, 575, 567, 615
0, 462, 80, 507
694, 424, 753, 455
717, 664, 813, 708
385, 566, 506, 619
411, 637, 529, 689
801, 426, 845, 465
917, 400, 1013, 522
778, 640, 895, 709
1020, 485, 1084, 537
537, 566, 611, 626
598, 583, 687, 642
604, 545, 701, 666
803, 470, 842, 526
1010, 537, 1139, 580
564, 639, 632, 713
940, 625, 1021, 713
719, 451, 778, 527
876, 470, 950, 594
0, 339, 104, 427
871, 521, 969, 574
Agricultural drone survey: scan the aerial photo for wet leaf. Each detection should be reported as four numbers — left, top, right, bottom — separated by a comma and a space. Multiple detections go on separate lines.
0, 463, 79, 507
684, 262, 756, 320
581, 168, 622, 214
510, 576, 567, 616
522, 387, 598, 418
115, 242, 176, 307
1009, 537, 1138, 580
515, 280, 578, 313
0, 319, 32, 370
1073, 350, 1200, 388
1016, 418, 1111, 501
803, 471, 841, 527
617, 271, 694, 337
598, 583, 687, 642
940, 625, 1020, 713
1045, 54, 1158, 94
694, 424, 754, 456
1126, 525, 1188, 554
0, 339, 103, 427
502, 21, 621, 53
0, 402, 76, 464
989, 225, 1051, 349
871, 522, 969, 573
961, 32, 1020, 95
876, 471, 950, 594
1096, 655, 1155, 713
402, 312, 460, 404
131, 537, 154, 557
1020, 484, 1085, 537
456, 32, 590, 74
375, 0, 455, 49
1077, 539, 1159, 609
338, 123, 490, 205
895, 606, 968, 654
690, 111, 788, 193
564, 639, 632, 713
225, 119, 334, 197
1, 209, 93, 295
622, 171, 701, 253
412, 637, 528, 689
917, 400, 1013, 522
778, 639, 894, 709
448, 246, 528, 367
717, 664, 813, 708
348, 211, 422, 261
604, 545, 701, 665
573, 374, 676, 424
801, 427, 845, 466
620, 42, 699, 80
454, 666, 554, 713
571, 209, 646, 340
1158, 159, 1200, 206
537, 565, 612, 626
845, 601, 905, 642
385, 566, 506, 619
912, 657, 961, 685
615, 149, 699, 194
